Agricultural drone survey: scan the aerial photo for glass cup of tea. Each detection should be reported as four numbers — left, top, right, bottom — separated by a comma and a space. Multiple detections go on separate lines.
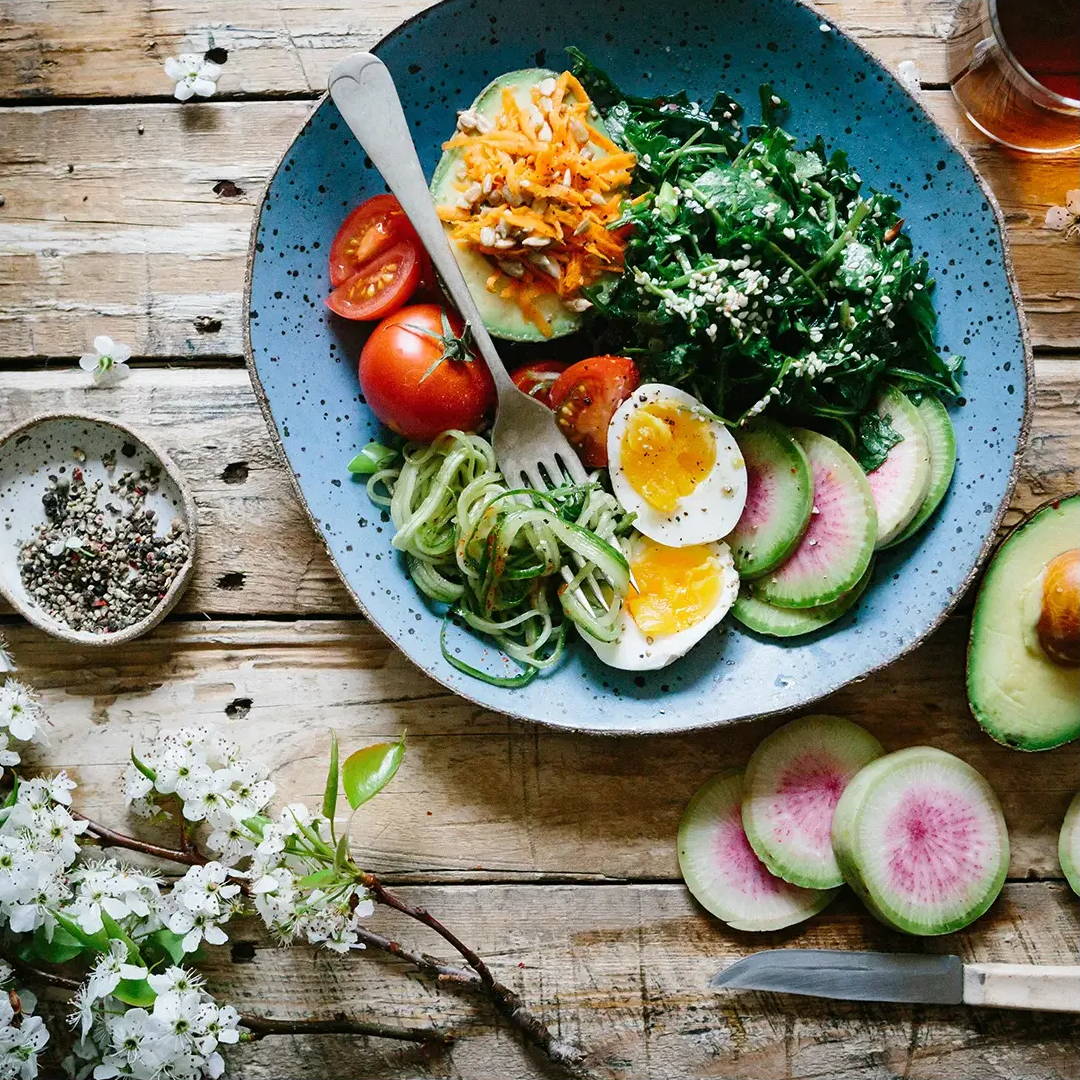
947, 0, 1080, 152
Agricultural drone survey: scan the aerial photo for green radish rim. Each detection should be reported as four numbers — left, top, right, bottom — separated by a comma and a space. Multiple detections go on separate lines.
830, 747, 1009, 936
753, 429, 877, 609
728, 419, 813, 579
678, 768, 837, 932
885, 396, 957, 548
865, 387, 932, 549
742, 715, 884, 889
732, 560, 874, 638
1059, 790, 1080, 897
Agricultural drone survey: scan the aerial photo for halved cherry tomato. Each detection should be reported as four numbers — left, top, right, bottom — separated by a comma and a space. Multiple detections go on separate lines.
329, 194, 419, 288
548, 355, 639, 468
510, 361, 569, 408
326, 241, 422, 321
358, 304, 496, 442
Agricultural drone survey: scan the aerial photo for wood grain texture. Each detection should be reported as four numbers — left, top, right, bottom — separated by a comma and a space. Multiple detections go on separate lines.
0, 360, 1074, 616
0, 95, 1077, 359
29, 882, 1080, 1080
1, 0, 959, 101
9, 605, 1080, 884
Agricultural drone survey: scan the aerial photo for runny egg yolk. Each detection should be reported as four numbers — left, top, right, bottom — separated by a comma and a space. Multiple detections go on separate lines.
626, 538, 723, 636
620, 400, 716, 514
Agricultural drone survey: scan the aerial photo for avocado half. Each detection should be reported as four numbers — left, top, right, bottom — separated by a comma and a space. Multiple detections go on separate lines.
967, 492, 1080, 751
429, 68, 618, 343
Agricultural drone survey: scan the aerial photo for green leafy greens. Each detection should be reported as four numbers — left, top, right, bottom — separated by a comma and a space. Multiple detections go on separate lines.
569, 49, 962, 469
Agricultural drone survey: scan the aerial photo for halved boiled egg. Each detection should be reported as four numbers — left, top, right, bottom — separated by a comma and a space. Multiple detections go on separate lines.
585, 534, 740, 670
607, 384, 748, 547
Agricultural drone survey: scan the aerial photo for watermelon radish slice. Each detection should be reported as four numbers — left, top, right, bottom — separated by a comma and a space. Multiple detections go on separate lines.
732, 561, 873, 638
742, 715, 884, 889
1058, 791, 1080, 897
728, 420, 813, 579
753, 429, 877, 609
678, 769, 837, 931
865, 387, 932, 548
885, 396, 957, 548
831, 747, 1009, 936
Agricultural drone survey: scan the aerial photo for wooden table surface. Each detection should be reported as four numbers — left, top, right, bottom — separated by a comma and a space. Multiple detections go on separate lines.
2, 2, 1079, 1077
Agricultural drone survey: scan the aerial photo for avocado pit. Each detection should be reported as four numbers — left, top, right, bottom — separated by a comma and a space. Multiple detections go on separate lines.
1037, 548, 1080, 666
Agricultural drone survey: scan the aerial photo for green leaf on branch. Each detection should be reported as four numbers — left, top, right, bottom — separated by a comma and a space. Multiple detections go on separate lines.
52, 910, 110, 954
341, 734, 405, 810
130, 748, 157, 783
144, 928, 188, 966
114, 978, 156, 1008
322, 730, 339, 823
297, 868, 337, 889
25, 924, 85, 965
333, 831, 350, 874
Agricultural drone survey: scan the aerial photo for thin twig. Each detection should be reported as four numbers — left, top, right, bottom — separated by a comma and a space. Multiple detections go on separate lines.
241, 1013, 453, 1046
3, 956, 80, 992
351, 926, 478, 984
359, 874, 586, 1072
73, 813, 206, 866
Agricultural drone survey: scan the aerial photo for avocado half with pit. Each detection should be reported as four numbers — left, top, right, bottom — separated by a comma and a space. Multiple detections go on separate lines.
967, 492, 1080, 750
429, 68, 618, 343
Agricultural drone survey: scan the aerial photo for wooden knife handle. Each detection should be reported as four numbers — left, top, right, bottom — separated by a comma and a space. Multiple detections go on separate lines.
964, 963, 1080, 1012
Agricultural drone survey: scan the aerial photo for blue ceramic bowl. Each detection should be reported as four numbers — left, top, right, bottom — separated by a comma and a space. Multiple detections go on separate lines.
246, 0, 1030, 734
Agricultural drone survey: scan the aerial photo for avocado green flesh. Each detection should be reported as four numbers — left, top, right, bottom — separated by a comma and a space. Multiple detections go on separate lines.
967, 495, 1080, 751
430, 68, 611, 343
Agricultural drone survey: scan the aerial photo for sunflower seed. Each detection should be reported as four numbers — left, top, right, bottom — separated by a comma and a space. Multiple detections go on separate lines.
522, 235, 551, 247
481, 174, 494, 195
528, 252, 561, 278
539, 96, 553, 113
497, 259, 525, 278
562, 168, 572, 186
456, 108, 491, 134
462, 182, 483, 205
480, 226, 497, 247
573, 218, 591, 235
589, 190, 607, 206
494, 237, 516, 249
537, 122, 553, 142
570, 119, 590, 145
566, 297, 592, 312
538, 77, 557, 97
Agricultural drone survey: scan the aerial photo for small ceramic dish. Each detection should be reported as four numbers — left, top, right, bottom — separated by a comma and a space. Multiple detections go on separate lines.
0, 412, 197, 647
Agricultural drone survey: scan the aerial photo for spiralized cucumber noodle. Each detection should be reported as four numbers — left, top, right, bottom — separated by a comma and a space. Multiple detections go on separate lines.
367, 431, 632, 686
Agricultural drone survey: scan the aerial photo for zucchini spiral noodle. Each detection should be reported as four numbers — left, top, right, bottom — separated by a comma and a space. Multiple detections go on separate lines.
367, 431, 633, 685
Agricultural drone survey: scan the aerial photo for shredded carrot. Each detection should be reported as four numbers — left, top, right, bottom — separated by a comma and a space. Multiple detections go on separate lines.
435, 70, 635, 336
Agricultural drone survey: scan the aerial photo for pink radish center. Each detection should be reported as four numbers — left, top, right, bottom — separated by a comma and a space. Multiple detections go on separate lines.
769, 752, 846, 854
714, 813, 788, 898
736, 460, 774, 532
774, 464, 853, 581
882, 785, 987, 904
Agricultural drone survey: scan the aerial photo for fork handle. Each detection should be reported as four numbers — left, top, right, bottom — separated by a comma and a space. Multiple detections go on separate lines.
327, 54, 515, 395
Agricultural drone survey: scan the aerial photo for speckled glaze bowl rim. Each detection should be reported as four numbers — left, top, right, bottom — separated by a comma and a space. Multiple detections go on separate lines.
0, 411, 199, 648
243, 0, 1034, 736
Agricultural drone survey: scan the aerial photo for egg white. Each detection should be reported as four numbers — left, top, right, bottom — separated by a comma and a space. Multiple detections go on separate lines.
607, 384, 748, 547
585, 537, 740, 671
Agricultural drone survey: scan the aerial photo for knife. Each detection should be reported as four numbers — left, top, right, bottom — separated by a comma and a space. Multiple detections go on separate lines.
712, 949, 1080, 1012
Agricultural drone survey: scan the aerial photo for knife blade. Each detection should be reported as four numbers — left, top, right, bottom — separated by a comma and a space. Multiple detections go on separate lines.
711, 949, 965, 1005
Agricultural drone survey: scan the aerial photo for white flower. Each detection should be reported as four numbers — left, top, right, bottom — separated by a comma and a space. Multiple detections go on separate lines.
0, 997, 48, 1080
0, 681, 44, 743
1044, 189, 1080, 238
68, 943, 149, 1036
146, 967, 203, 998
64, 859, 160, 936
78, 336, 131, 386
164, 54, 223, 101
165, 862, 239, 952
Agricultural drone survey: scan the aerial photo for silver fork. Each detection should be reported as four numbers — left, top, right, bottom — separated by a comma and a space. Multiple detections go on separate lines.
327, 53, 589, 493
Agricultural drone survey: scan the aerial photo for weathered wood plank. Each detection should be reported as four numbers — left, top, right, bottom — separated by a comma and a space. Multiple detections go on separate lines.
0, 360, 1074, 616
32, 881, 1080, 1079
1, 0, 958, 102
9, 603, 1080, 883
0, 95, 1077, 359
